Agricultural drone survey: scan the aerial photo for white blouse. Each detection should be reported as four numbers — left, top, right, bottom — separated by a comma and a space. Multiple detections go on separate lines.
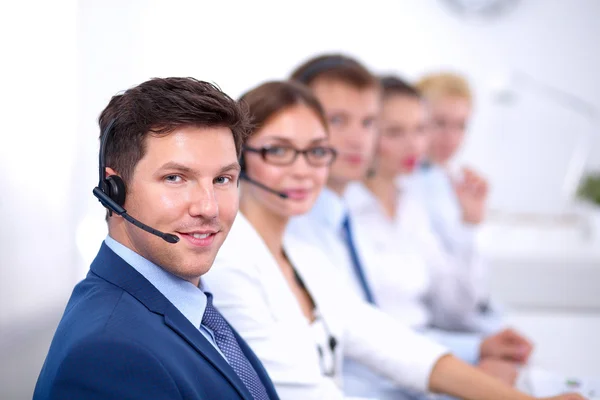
344, 181, 487, 332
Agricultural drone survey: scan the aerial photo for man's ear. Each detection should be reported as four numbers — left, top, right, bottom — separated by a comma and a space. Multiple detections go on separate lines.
104, 167, 118, 178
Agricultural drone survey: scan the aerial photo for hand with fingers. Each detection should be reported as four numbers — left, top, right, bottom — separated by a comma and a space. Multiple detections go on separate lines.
480, 328, 534, 364
453, 166, 489, 225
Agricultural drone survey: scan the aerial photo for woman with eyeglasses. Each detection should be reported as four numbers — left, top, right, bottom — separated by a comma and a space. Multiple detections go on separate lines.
204, 80, 348, 399
203, 80, 585, 400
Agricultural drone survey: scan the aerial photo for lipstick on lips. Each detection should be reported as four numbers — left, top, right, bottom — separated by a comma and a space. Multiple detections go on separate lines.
401, 156, 419, 171
343, 154, 363, 166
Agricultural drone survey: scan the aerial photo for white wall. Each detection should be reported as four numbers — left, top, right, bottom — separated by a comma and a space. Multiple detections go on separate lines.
0, 0, 77, 330
77, 0, 600, 220
2, 0, 599, 333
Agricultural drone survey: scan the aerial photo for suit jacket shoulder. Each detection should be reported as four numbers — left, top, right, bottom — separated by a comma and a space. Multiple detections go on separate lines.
34, 242, 279, 400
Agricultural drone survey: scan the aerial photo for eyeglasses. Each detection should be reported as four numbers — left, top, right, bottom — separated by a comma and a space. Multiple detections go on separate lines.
431, 118, 467, 132
243, 145, 337, 167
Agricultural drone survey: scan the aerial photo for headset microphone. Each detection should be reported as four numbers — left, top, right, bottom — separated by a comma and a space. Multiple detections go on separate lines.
93, 119, 180, 244
240, 172, 289, 199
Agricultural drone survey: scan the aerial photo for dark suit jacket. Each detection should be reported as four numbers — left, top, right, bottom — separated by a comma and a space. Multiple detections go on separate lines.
34, 243, 280, 400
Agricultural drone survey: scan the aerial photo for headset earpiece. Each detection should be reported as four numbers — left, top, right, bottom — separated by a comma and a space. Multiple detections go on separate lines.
97, 119, 127, 209
105, 175, 126, 206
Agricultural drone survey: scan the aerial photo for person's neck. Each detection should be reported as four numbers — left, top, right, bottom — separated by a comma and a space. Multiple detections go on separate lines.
107, 228, 202, 287
326, 178, 348, 197
240, 197, 288, 262
363, 170, 400, 219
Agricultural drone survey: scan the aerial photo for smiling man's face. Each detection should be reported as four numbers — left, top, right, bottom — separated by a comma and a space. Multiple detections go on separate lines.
110, 125, 240, 285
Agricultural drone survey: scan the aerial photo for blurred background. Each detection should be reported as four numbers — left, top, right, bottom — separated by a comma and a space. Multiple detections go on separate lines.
1, 0, 599, 398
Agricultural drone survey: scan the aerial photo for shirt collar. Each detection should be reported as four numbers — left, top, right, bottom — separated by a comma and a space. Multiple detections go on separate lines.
309, 187, 348, 230
104, 235, 207, 329
344, 182, 379, 215
345, 181, 404, 216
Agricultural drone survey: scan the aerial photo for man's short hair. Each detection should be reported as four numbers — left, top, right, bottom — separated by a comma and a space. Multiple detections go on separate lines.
98, 77, 250, 185
380, 75, 422, 99
290, 54, 379, 90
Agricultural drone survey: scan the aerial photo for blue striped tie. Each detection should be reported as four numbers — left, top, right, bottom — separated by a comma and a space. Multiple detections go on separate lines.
342, 215, 376, 305
202, 293, 270, 400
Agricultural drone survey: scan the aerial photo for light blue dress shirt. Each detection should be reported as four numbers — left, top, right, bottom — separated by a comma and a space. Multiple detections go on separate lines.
104, 235, 227, 360
288, 188, 370, 301
307, 186, 347, 229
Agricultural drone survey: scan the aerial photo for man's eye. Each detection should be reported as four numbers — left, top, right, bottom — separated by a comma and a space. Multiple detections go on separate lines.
329, 115, 345, 126
165, 175, 182, 183
214, 176, 231, 185
363, 118, 376, 128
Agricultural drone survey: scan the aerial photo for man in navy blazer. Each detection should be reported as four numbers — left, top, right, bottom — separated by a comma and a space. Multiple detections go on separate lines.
34, 78, 280, 400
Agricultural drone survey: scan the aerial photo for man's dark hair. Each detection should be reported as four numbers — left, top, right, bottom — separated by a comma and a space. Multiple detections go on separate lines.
380, 75, 421, 99
290, 54, 379, 89
98, 77, 250, 185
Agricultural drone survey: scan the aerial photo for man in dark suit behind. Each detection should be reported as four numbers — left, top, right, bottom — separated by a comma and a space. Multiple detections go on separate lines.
34, 77, 279, 400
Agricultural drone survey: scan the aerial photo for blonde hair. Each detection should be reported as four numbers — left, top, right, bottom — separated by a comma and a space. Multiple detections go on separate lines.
416, 72, 473, 103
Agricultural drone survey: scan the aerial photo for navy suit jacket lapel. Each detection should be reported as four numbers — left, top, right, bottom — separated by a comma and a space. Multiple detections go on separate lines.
90, 243, 254, 400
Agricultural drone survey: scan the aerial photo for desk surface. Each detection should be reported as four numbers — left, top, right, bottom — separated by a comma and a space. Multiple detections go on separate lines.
506, 310, 600, 378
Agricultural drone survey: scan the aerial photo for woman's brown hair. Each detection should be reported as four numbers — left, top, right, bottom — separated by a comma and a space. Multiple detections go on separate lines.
239, 80, 328, 138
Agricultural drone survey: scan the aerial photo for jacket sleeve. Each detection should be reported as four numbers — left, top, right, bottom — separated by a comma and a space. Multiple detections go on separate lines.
341, 293, 449, 394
